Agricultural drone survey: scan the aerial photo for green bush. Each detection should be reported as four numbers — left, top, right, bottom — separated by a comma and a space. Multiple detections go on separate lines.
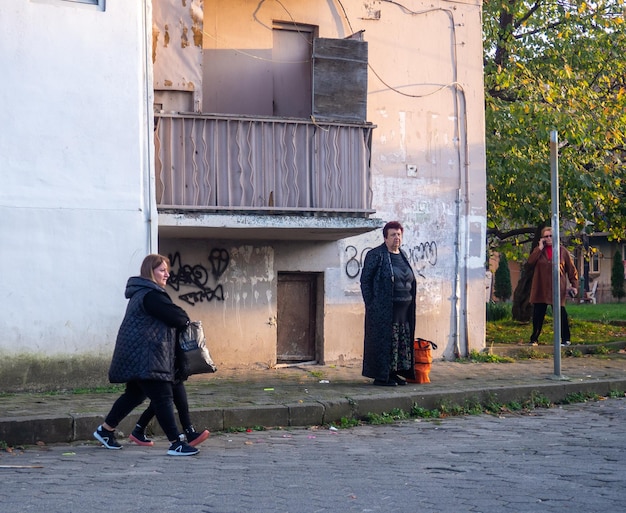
611, 250, 625, 302
494, 252, 512, 301
486, 301, 510, 321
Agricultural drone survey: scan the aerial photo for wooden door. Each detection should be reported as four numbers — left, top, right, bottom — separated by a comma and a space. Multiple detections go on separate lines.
277, 273, 317, 362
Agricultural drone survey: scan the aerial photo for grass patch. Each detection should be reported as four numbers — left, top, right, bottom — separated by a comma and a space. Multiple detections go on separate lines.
35, 384, 126, 396
560, 391, 601, 404
338, 390, 624, 430
566, 304, 626, 323
516, 348, 552, 359
588, 345, 611, 355
487, 315, 626, 346
224, 425, 266, 433
562, 348, 584, 358
71, 385, 125, 395
458, 349, 515, 363
525, 391, 552, 409
486, 302, 626, 346
410, 406, 442, 418
333, 416, 361, 428
366, 408, 410, 425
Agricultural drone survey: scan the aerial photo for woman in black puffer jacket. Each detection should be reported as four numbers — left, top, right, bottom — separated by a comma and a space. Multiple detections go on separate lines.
93, 254, 199, 456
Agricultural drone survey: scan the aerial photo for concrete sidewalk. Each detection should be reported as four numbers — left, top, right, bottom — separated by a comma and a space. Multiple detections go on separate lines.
2, 349, 626, 446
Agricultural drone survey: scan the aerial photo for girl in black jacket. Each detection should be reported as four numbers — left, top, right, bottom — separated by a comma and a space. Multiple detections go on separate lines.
93, 254, 199, 456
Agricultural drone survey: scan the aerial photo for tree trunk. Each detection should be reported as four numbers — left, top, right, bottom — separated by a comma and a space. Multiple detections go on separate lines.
512, 262, 533, 322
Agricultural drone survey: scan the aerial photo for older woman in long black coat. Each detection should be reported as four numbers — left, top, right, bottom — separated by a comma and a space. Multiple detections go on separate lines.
360, 221, 416, 386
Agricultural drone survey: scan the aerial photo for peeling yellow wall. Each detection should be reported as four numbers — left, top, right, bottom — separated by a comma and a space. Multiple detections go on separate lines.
153, 0, 203, 111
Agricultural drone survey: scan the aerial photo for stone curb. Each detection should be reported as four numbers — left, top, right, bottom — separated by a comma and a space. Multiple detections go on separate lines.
3, 377, 625, 446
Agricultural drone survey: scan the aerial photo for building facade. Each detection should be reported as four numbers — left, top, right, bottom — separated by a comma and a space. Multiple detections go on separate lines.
575, 234, 626, 303
0, 0, 486, 390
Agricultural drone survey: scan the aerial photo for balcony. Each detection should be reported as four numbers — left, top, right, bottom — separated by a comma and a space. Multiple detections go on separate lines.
154, 113, 381, 240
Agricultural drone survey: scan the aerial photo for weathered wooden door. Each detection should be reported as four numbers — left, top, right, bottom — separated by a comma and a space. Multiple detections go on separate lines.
277, 273, 317, 363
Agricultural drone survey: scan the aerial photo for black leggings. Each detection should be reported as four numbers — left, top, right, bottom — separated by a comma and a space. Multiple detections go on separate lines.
104, 380, 179, 441
136, 381, 191, 431
530, 303, 571, 344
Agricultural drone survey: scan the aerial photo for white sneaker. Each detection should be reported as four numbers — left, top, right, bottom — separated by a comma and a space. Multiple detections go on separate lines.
94, 426, 123, 450
167, 434, 199, 456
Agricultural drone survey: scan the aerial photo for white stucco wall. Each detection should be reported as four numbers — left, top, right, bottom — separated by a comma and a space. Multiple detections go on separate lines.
0, 1, 154, 355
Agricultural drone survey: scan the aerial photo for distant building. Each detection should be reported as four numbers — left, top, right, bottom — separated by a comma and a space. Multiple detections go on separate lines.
575, 234, 626, 303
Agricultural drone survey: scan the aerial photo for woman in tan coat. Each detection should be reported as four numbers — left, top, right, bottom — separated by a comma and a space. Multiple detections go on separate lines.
528, 227, 578, 346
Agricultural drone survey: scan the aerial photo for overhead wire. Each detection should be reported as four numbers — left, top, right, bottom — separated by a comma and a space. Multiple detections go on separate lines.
200, 0, 472, 356
342, 0, 471, 358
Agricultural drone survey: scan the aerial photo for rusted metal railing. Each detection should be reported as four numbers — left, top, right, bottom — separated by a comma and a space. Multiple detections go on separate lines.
154, 113, 374, 216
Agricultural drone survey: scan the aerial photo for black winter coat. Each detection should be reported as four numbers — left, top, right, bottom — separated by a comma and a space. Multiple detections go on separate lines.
360, 243, 416, 381
108, 277, 189, 384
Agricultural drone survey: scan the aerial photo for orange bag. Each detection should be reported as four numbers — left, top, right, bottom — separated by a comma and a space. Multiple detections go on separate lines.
406, 338, 437, 384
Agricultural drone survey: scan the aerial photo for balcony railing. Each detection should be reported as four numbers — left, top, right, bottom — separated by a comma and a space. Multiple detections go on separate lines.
154, 113, 374, 216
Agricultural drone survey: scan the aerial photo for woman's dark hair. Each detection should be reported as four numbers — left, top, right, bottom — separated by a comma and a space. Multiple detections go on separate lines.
383, 221, 404, 238
140, 254, 170, 283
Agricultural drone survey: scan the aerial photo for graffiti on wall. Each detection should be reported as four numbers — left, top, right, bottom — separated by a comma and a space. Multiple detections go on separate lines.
345, 241, 437, 279
405, 241, 438, 278
167, 249, 230, 306
344, 245, 373, 279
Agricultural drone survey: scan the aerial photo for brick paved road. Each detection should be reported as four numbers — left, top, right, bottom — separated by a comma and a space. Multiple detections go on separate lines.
1, 398, 625, 513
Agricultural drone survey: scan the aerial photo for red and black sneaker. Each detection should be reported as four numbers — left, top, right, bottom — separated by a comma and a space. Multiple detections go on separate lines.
185, 427, 210, 447
129, 427, 154, 447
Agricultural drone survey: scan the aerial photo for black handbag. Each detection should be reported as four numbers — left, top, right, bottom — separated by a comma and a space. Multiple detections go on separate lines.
179, 321, 217, 375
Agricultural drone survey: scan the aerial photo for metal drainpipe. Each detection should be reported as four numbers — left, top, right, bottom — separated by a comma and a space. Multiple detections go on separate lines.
142, 0, 157, 253
439, 6, 469, 359
452, 187, 462, 359
451, 86, 470, 359
459, 88, 470, 359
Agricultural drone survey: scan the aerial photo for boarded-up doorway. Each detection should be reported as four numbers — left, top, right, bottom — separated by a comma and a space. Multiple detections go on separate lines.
272, 23, 314, 118
277, 273, 317, 363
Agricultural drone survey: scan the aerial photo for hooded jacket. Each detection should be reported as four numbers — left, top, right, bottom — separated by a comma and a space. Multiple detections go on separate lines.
108, 276, 188, 383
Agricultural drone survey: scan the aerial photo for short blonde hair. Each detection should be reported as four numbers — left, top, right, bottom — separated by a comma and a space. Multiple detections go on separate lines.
541, 227, 552, 237
140, 254, 170, 284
